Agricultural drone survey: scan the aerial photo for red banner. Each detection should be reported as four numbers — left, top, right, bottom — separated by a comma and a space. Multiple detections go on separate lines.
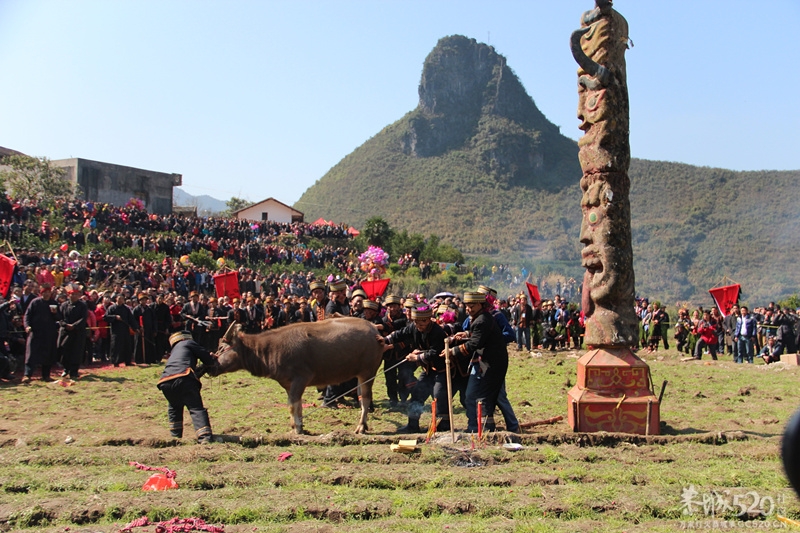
361, 278, 390, 300
709, 284, 740, 317
0, 254, 16, 299
213, 271, 241, 301
525, 282, 541, 308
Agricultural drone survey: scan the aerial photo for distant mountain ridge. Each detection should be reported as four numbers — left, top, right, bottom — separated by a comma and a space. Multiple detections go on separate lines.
173, 188, 227, 215
296, 35, 800, 304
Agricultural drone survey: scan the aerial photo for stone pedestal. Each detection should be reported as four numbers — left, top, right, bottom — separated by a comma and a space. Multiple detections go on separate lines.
567, 346, 660, 435
782, 353, 800, 366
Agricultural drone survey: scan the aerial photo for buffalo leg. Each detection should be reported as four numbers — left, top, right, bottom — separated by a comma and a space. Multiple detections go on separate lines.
287, 380, 306, 435
355, 378, 373, 434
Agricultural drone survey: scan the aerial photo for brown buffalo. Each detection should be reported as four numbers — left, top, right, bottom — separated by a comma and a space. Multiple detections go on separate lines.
203, 317, 385, 434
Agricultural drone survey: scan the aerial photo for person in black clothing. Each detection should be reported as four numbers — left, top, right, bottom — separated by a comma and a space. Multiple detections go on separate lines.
293, 298, 312, 323
381, 295, 413, 407
448, 291, 508, 433
360, 299, 382, 324
321, 279, 356, 407
105, 294, 138, 366
324, 279, 350, 317
22, 284, 60, 382
57, 285, 88, 380
243, 296, 264, 333
384, 304, 456, 433
133, 293, 157, 364
227, 305, 249, 333
181, 291, 206, 343
0, 300, 17, 380
157, 332, 216, 443
18, 280, 37, 314
204, 298, 226, 351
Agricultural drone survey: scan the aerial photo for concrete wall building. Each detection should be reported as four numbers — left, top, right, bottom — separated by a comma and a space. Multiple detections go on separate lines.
233, 197, 304, 224
51, 158, 181, 215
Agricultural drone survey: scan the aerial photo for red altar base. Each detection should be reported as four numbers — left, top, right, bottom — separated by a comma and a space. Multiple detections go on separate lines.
567, 346, 660, 435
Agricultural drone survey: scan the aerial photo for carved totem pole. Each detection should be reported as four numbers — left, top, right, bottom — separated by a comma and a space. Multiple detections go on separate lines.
566, 0, 660, 435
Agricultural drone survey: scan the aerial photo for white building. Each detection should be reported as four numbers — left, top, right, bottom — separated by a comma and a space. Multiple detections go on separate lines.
233, 197, 304, 224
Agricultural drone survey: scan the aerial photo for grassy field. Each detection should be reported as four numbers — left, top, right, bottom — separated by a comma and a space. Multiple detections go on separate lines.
1, 345, 799, 532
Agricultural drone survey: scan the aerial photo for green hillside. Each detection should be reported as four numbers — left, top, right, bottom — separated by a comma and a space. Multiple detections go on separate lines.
296, 35, 799, 304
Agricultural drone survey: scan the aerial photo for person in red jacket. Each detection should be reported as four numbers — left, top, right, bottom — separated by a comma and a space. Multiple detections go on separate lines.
94, 298, 109, 361
693, 310, 719, 360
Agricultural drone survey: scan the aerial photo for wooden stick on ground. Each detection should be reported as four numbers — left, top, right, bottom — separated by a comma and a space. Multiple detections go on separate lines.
519, 415, 564, 429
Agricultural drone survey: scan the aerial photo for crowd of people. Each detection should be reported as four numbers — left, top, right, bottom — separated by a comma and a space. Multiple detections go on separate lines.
1, 196, 796, 442
659, 301, 800, 364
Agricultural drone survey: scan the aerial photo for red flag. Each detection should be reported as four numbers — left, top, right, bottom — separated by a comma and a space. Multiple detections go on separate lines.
0, 254, 16, 299
361, 278, 390, 300
709, 284, 740, 317
213, 271, 241, 301
525, 282, 541, 308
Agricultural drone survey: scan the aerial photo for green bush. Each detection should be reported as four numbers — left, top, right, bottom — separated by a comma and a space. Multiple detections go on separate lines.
188, 250, 217, 271
438, 269, 458, 286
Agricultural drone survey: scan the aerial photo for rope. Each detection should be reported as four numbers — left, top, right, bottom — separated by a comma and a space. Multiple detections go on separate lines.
321, 358, 408, 407
128, 461, 176, 479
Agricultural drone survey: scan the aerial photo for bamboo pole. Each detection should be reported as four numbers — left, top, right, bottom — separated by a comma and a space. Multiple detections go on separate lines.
444, 338, 455, 443
4, 240, 18, 262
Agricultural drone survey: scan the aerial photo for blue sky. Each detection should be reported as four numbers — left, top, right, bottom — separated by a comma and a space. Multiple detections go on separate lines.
1, 0, 796, 207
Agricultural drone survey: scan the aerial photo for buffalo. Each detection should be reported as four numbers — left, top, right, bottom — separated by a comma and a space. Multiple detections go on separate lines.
202, 318, 385, 434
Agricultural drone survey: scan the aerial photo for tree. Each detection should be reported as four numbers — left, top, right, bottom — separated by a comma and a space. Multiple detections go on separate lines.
0, 154, 76, 204
362, 216, 394, 249
221, 196, 251, 218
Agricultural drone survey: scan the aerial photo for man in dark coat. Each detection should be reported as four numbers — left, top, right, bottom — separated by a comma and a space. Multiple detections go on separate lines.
384, 304, 455, 433
58, 285, 88, 381
19, 280, 37, 314
22, 284, 59, 382
105, 294, 138, 366
448, 291, 509, 433
324, 279, 350, 317
181, 291, 206, 343
157, 331, 216, 443
243, 296, 264, 333
133, 293, 156, 364
321, 279, 356, 407
293, 298, 312, 323
380, 294, 413, 406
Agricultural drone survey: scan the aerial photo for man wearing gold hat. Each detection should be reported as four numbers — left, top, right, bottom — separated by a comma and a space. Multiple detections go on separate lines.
157, 331, 217, 444
350, 288, 367, 318
321, 279, 356, 407
308, 280, 328, 322
325, 279, 350, 317
447, 291, 509, 433
383, 304, 454, 433
381, 295, 413, 407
